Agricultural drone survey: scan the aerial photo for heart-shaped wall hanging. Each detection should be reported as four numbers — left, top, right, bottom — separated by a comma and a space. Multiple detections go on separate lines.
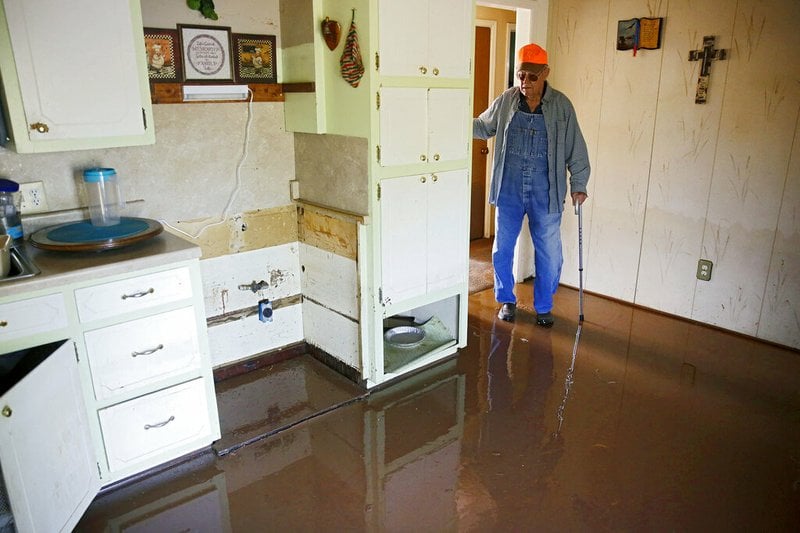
321, 17, 341, 51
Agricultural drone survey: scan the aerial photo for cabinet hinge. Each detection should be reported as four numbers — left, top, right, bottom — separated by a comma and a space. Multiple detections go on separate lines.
375, 52, 380, 71
376, 145, 381, 163
97, 462, 103, 479
378, 287, 382, 303
377, 183, 381, 201
73, 342, 79, 363
142, 108, 147, 130
376, 91, 380, 110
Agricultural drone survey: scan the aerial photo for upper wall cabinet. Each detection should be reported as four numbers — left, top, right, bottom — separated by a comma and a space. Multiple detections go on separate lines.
378, 87, 470, 167
0, 0, 155, 153
378, 0, 472, 79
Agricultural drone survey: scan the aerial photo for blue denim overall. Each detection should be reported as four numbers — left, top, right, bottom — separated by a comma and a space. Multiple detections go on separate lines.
492, 109, 563, 314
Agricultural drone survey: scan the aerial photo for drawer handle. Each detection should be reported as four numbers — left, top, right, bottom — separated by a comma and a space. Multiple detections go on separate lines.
121, 288, 155, 300
131, 344, 164, 357
144, 415, 175, 430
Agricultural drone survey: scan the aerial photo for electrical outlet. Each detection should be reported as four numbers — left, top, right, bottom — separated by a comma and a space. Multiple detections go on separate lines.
258, 299, 273, 323
697, 259, 713, 281
19, 181, 49, 214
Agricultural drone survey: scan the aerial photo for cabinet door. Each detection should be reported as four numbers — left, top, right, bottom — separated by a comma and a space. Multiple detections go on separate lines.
427, 88, 470, 163
379, 88, 427, 167
378, 0, 429, 77
0, 340, 101, 532
0, 0, 153, 152
380, 175, 428, 303
428, 0, 473, 78
426, 169, 469, 292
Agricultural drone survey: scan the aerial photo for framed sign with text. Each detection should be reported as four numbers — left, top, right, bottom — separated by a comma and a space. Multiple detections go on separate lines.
178, 24, 234, 82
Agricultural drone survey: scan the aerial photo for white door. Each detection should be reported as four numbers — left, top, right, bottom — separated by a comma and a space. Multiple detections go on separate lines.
427, 88, 471, 164
3, 0, 146, 142
426, 169, 469, 292
0, 340, 101, 532
428, 0, 473, 78
379, 88, 428, 166
378, 0, 429, 77
380, 175, 428, 303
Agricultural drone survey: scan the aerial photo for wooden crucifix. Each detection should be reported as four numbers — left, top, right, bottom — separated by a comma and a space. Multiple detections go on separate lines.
688, 35, 728, 104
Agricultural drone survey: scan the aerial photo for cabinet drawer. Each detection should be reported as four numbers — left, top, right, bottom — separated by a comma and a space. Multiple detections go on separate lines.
99, 378, 211, 472
85, 307, 202, 401
75, 267, 192, 323
0, 293, 68, 344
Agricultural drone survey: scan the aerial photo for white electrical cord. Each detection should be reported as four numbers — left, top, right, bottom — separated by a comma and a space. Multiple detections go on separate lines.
161, 87, 255, 240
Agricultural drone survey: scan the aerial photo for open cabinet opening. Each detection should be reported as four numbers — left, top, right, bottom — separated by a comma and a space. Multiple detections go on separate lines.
382, 295, 460, 374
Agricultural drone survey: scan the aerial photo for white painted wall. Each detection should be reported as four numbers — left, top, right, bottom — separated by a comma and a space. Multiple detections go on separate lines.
549, 0, 799, 348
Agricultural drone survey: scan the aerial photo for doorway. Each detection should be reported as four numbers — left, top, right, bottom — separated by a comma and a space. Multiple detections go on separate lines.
470, 5, 518, 294
471, 25, 491, 241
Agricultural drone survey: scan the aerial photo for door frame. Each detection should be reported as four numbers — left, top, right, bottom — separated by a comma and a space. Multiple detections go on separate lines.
474, 19, 496, 239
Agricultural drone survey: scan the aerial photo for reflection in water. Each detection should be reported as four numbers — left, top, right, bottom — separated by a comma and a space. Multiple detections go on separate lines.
78, 286, 800, 531
555, 320, 583, 436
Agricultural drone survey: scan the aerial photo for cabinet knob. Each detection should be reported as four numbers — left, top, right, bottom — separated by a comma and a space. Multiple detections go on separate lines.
29, 122, 49, 134
420, 176, 427, 184
420, 154, 427, 162
431, 174, 438, 182
433, 68, 440, 76
419, 66, 427, 74
2, 406, 11, 418
433, 153, 440, 161
480, 147, 490, 155
0, 320, 7, 328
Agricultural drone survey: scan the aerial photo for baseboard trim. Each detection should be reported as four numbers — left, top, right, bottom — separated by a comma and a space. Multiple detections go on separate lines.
212, 342, 308, 382
306, 344, 366, 388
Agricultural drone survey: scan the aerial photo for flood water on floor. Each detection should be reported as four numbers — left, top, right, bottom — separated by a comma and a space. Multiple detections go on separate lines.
77, 283, 800, 531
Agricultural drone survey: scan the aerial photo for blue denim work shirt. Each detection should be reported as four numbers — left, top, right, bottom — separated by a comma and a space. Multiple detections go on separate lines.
473, 83, 591, 213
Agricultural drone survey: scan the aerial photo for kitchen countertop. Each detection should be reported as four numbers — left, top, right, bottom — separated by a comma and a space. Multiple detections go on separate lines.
0, 230, 201, 299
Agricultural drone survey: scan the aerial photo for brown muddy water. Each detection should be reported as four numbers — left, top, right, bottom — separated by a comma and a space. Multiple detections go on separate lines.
77, 283, 800, 532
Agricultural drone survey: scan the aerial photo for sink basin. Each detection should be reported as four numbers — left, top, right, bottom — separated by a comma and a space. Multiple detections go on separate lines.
0, 247, 40, 283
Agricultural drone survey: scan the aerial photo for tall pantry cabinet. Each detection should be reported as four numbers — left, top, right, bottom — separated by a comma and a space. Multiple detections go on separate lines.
282, 0, 474, 388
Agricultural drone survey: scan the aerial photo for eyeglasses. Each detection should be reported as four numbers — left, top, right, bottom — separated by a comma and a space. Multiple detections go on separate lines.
517, 69, 547, 82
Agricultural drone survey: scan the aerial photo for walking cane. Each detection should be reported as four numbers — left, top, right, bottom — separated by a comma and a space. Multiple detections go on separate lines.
555, 202, 586, 436
575, 202, 584, 323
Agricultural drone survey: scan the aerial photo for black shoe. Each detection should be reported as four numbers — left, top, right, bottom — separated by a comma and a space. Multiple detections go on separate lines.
536, 312, 554, 328
498, 303, 516, 322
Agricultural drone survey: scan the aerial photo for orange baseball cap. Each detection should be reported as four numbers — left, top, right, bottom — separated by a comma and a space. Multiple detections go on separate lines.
517, 43, 548, 70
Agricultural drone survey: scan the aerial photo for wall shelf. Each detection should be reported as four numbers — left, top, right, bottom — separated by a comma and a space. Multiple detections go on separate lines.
149, 82, 286, 104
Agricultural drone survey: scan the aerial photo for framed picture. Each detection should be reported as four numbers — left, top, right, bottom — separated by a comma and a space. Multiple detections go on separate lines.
143, 28, 182, 82
232, 33, 277, 83
178, 24, 234, 82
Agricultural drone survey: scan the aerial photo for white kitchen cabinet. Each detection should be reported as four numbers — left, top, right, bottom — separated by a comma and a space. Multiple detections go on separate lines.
75, 263, 220, 481
0, 235, 219, 528
284, 0, 473, 388
378, 0, 473, 79
380, 170, 469, 304
0, 0, 154, 153
0, 340, 101, 533
378, 88, 470, 167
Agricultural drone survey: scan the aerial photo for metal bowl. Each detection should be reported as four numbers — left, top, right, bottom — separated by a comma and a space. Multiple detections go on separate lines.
384, 325, 426, 348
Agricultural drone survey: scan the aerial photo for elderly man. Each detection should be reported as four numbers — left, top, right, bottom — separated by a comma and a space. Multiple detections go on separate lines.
473, 43, 590, 326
